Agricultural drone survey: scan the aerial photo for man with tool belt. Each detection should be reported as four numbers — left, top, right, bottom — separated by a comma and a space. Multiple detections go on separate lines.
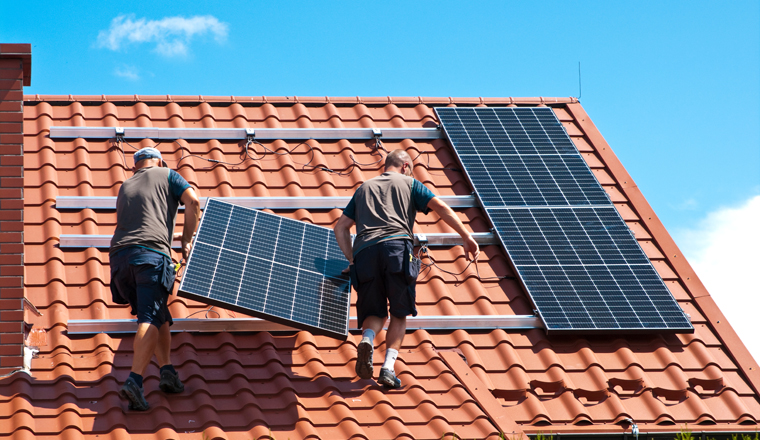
109, 147, 201, 410
334, 149, 480, 388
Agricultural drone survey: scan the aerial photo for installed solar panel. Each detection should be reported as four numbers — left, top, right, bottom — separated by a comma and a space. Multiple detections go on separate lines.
178, 198, 351, 339
435, 106, 692, 333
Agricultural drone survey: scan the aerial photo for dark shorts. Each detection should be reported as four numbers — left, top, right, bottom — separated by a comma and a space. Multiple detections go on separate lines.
351, 239, 420, 329
109, 247, 175, 328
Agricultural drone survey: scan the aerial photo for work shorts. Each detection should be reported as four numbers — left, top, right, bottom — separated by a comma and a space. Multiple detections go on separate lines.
109, 247, 175, 328
351, 239, 420, 329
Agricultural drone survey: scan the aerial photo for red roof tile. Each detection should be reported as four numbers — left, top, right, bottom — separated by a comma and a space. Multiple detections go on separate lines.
4, 96, 758, 438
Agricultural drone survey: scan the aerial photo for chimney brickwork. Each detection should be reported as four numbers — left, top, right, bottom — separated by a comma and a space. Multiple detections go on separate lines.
0, 44, 30, 375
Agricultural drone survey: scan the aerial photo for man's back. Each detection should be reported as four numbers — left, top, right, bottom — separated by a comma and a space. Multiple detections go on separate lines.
347, 172, 433, 256
110, 166, 185, 258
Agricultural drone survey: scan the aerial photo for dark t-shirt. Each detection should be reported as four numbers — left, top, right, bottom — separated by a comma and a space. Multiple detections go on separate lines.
343, 172, 435, 256
110, 167, 191, 258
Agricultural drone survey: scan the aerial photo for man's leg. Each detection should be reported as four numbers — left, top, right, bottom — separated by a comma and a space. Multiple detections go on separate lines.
154, 322, 171, 367
362, 315, 386, 336
155, 321, 184, 393
121, 322, 158, 411
385, 315, 406, 351
132, 322, 159, 376
378, 315, 406, 388
356, 315, 385, 380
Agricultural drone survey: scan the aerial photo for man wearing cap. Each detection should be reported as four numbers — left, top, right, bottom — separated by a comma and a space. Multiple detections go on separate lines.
333, 149, 480, 388
109, 147, 200, 410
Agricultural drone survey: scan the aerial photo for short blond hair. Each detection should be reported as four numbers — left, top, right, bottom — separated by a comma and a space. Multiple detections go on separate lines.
384, 149, 412, 170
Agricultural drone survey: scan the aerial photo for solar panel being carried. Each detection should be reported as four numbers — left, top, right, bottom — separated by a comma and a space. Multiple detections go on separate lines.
178, 198, 351, 339
435, 106, 692, 333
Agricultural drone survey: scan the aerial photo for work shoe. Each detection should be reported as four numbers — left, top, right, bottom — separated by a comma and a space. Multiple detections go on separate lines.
159, 369, 185, 394
120, 377, 149, 411
355, 337, 374, 380
378, 368, 401, 389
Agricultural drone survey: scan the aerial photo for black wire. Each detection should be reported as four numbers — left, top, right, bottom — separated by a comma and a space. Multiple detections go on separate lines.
185, 307, 221, 319
114, 139, 129, 178
317, 138, 387, 176
416, 245, 515, 284
409, 149, 460, 175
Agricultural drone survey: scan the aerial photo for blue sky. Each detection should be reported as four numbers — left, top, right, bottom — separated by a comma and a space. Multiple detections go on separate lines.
2, 1, 759, 357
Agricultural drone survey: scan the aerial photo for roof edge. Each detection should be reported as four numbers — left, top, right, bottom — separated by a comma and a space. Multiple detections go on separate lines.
23, 95, 579, 105
565, 102, 760, 398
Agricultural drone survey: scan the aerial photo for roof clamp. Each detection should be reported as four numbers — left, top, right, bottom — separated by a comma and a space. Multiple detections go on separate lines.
416, 233, 428, 245
372, 128, 382, 138
245, 128, 255, 144
115, 127, 125, 143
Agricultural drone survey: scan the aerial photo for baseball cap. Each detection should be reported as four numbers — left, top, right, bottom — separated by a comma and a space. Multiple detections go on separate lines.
133, 147, 163, 164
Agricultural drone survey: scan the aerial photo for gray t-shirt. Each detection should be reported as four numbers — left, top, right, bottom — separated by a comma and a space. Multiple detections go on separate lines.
343, 172, 435, 257
110, 166, 191, 258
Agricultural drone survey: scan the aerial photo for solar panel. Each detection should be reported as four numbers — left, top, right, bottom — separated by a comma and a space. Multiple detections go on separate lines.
435, 107, 692, 333
178, 198, 351, 339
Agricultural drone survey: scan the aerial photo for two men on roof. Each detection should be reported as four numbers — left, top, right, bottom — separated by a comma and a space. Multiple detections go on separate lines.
109, 147, 201, 411
334, 149, 480, 388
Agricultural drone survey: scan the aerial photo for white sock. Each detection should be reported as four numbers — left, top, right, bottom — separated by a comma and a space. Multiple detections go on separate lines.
383, 348, 399, 373
361, 328, 375, 343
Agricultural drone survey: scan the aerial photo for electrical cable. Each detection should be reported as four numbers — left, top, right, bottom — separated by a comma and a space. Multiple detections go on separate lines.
409, 149, 461, 175
185, 306, 221, 319
416, 244, 515, 284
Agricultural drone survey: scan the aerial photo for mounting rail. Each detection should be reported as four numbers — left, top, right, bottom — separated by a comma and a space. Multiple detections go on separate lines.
55, 195, 479, 210
48, 126, 442, 141
67, 315, 542, 334
59, 232, 499, 249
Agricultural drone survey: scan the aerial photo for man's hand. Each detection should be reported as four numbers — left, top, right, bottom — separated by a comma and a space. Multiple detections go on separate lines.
180, 187, 200, 261
427, 197, 480, 262
182, 239, 193, 260
333, 214, 356, 263
463, 234, 480, 262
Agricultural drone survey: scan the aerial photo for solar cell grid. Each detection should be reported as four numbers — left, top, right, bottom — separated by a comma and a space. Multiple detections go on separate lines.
435, 106, 692, 333
179, 198, 351, 339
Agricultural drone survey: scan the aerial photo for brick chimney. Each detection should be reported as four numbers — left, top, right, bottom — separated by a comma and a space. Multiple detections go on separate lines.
0, 44, 30, 375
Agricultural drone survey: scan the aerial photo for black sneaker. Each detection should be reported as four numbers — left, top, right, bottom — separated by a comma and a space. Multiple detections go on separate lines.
378, 368, 401, 389
120, 377, 149, 411
355, 337, 374, 380
159, 369, 185, 394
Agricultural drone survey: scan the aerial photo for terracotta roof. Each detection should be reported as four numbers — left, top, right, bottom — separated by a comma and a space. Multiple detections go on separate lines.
4, 95, 759, 439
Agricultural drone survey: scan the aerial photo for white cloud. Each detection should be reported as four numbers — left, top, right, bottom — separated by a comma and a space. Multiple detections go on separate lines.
114, 64, 140, 81
97, 14, 228, 56
675, 195, 760, 363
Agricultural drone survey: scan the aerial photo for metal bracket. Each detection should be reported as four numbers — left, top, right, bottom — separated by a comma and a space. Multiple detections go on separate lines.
245, 128, 255, 143
416, 233, 428, 245
115, 127, 125, 142
372, 128, 382, 138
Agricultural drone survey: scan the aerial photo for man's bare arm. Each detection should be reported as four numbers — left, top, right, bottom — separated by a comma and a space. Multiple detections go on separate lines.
180, 187, 201, 260
427, 197, 480, 261
333, 214, 356, 264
